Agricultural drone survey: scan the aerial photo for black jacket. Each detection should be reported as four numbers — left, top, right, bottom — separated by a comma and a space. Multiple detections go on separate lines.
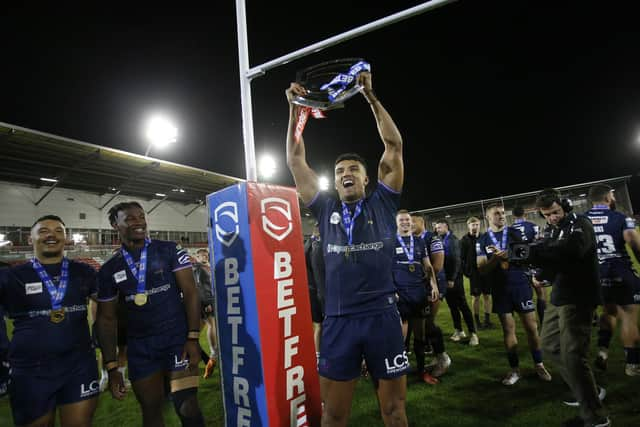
460, 233, 482, 278
533, 213, 602, 307
442, 232, 462, 283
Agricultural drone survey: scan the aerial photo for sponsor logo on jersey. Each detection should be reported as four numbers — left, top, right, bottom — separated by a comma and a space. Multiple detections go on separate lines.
113, 270, 127, 283
589, 216, 609, 225
260, 197, 293, 241
25, 282, 43, 295
214, 202, 240, 247
625, 217, 636, 229
330, 212, 341, 225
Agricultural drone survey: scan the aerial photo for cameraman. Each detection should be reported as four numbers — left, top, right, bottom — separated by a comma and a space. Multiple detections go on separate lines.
532, 189, 609, 427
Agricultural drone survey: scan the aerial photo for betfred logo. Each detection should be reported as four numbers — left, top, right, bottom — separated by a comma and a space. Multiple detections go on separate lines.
261, 197, 293, 241
214, 201, 240, 247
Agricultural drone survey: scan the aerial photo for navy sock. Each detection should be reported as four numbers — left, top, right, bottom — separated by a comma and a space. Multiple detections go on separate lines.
624, 347, 640, 364
597, 329, 613, 349
531, 349, 543, 364
507, 351, 519, 369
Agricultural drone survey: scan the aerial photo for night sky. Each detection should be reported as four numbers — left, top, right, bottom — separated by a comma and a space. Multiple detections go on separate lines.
3, 1, 640, 211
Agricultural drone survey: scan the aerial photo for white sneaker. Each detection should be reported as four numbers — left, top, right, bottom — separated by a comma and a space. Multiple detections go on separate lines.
502, 370, 520, 386
535, 363, 552, 381
450, 330, 462, 342
469, 333, 479, 346
431, 353, 451, 377
625, 363, 640, 376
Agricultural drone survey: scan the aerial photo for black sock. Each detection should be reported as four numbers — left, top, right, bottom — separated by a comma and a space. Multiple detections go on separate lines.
597, 329, 613, 349
484, 313, 491, 323
536, 300, 546, 324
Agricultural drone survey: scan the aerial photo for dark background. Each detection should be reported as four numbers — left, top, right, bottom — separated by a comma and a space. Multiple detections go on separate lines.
2, 1, 640, 210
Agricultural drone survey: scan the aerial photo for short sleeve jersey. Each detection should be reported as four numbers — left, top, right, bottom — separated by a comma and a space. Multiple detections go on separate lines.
586, 205, 636, 264
97, 240, 192, 338
420, 231, 445, 281
511, 219, 540, 242
392, 235, 428, 291
476, 227, 528, 289
308, 182, 400, 316
0, 260, 96, 372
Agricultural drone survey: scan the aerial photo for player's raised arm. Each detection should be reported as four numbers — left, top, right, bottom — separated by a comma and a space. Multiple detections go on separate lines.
358, 72, 404, 192
285, 83, 319, 205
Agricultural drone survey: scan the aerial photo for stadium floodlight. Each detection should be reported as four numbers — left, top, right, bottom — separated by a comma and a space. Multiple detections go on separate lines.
40, 177, 58, 183
0, 234, 5, 241
258, 154, 277, 179
318, 175, 330, 191
155, 192, 167, 197
71, 233, 85, 244
144, 115, 178, 156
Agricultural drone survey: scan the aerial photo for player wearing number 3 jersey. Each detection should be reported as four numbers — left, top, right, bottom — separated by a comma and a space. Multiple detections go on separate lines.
586, 184, 640, 376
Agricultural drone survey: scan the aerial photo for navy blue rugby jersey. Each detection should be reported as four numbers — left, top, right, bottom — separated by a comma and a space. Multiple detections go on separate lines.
0, 260, 96, 371
476, 227, 529, 289
511, 219, 539, 242
392, 235, 428, 291
308, 181, 400, 316
97, 240, 192, 338
420, 231, 444, 257
586, 205, 636, 264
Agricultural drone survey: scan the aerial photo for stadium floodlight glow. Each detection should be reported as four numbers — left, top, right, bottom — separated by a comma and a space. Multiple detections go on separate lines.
579, 193, 587, 197
144, 115, 178, 156
172, 187, 186, 193
318, 175, 330, 191
155, 192, 167, 197
0, 233, 5, 241
71, 233, 84, 244
258, 154, 277, 179
40, 177, 58, 183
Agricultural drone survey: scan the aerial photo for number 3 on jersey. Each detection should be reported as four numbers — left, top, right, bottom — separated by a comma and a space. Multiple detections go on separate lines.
597, 234, 616, 254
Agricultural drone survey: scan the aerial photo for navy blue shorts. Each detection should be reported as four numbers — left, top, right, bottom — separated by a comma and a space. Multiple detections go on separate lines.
318, 308, 407, 381
397, 287, 428, 320
9, 351, 98, 426
127, 332, 189, 382
492, 285, 534, 314
600, 262, 640, 306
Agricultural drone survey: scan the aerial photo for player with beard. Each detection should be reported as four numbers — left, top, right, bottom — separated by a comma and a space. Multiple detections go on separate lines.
96, 202, 205, 427
286, 72, 408, 427
586, 184, 640, 376
410, 215, 451, 378
393, 210, 439, 384
476, 204, 551, 385
0, 215, 99, 426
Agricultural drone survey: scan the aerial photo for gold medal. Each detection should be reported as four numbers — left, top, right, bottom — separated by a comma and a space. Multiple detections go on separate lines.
134, 293, 148, 306
408, 264, 416, 272
50, 308, 65, 323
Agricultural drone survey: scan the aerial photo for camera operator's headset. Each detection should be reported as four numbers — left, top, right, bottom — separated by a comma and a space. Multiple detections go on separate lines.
538, 188, 573, 219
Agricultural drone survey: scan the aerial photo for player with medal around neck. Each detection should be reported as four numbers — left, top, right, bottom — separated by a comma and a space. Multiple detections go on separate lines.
286, 70, 409, 427
1, 215, 100, 426
97, 202, 206, 427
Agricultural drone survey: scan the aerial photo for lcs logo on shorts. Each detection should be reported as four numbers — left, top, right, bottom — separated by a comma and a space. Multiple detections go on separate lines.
80, 380, 99, 398
261, 197, 293, 241
214, 202, 240, 247
385, 351, 409, 374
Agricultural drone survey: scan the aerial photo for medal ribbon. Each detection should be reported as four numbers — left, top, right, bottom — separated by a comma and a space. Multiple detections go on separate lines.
396, 234, 415, 264
31, 257, 69, 310
341, 200, 364, 245
488, 228, 508, 251
121, 238, 150, 295
294, 107, 326, 143
320, 61, 371, 102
